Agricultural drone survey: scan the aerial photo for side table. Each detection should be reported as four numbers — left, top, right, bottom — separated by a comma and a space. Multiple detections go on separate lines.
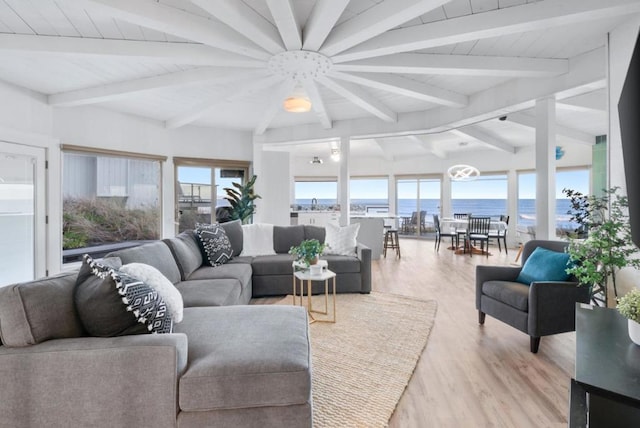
292, 266, 336, 323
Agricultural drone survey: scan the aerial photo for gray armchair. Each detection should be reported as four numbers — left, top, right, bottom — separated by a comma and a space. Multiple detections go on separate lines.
476, 240, 591, 353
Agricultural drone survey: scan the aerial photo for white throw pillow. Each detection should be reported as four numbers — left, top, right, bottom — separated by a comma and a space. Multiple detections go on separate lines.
119, 262, 184, 323
240, 223, 276, 257
323, 223, 360, 256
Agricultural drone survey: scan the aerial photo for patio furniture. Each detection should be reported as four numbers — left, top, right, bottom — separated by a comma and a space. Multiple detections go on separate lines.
488, 215, 509, 254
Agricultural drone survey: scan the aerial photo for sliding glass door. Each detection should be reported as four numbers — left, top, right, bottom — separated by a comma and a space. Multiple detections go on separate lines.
0, 142, 45, 286
396, 177, 440, 237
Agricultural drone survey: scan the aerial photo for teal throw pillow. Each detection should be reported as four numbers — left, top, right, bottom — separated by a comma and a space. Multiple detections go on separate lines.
516, 247, 571, 285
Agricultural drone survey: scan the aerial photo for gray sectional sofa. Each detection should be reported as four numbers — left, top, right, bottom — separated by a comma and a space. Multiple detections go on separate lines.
0, 223, 371, 428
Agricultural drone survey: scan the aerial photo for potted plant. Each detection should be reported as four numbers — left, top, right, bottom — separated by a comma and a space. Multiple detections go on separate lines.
564, 186, 640, 307
617, 289, 640, 345
223, 175, 261, 224
289, 239, 326, 269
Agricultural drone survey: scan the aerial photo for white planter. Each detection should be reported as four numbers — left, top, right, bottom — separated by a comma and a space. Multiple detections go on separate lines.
628, 319, 640, 346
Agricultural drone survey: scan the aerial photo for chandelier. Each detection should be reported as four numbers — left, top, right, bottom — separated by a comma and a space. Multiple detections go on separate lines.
447, 164, 480, 181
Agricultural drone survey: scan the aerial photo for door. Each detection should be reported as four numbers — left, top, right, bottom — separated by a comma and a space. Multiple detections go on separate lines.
396, 177, 441, 237
175, 164, 246, 232
0, 141, 46, 286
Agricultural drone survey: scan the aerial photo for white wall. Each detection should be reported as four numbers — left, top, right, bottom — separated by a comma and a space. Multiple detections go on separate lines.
608, 16, 640, 296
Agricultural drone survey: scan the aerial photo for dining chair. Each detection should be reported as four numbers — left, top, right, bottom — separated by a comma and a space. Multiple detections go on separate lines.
465, 216, 491, 257
489, 214, 509, 254
453, 213, 470, 243
433, 214, 457, 251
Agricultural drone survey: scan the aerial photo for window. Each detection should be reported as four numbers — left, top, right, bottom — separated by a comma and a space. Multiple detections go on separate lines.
556, 168, 590, 236
451, 174, 507, 219
294, 179, 338, 210
350, 177, 389, 215
62, 147, 163, 263
396, 176, 440, 236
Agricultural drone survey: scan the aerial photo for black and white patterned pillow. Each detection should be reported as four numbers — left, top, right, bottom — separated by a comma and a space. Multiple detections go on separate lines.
113, 270, 173, 334
196, 223, 234, 266
78, 255, 173, 335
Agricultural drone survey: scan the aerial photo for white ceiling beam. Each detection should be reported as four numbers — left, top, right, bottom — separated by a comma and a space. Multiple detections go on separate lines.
66, 0, 270, 60
506, 112, 596, 145
317, 76, 397, 123
49, 68, 268, 107
254, 79, 297, 135
451, 126, 516, 153
302, 80, 332, 129
408, 135, 446, 159
191, 0, 284, 54
329, 71, 467, 108
372, 138, 394, 161
166, 75, 282, 129
557, 91, 607, 113
303, 0, 350, 51
333, 53, 568, 77
332, 0, 640, 62
266, 0, 302, 51
320, 0, 450, 56
255, 48, 606, 144
0, 33, 265, 67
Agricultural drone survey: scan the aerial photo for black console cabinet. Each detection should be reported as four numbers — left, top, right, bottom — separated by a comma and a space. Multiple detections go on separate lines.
570, 304, 640, 427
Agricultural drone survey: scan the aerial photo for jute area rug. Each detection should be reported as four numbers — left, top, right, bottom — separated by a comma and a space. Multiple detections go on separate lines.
278, 292, 437, 428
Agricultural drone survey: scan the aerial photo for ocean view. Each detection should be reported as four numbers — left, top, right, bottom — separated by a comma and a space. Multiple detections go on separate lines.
294, 198, 577, 229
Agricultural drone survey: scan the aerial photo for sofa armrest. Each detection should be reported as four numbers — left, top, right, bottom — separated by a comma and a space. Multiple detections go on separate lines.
0, 333, 188, 427
357, 242, 372, 293
528, 281, 591, 337
475, 265, 522, 309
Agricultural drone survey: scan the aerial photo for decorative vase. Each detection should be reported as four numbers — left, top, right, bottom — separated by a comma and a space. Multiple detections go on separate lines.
628, 319, 640, 346
309, 256, 319, 265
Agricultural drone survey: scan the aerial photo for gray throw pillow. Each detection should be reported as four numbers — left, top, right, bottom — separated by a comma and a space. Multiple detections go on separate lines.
75, 255, 173, 336
220, 219, 243, 256
196, 223, 234, 266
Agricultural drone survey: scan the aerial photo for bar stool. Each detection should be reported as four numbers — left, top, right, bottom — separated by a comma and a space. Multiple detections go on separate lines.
383, 228, 401, 258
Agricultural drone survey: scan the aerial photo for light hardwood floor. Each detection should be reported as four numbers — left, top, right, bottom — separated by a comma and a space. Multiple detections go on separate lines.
255, 238, 576, 427
378, 238, 574, 428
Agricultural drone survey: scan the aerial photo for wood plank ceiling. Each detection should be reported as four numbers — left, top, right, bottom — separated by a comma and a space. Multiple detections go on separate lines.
0, 0, 636, 158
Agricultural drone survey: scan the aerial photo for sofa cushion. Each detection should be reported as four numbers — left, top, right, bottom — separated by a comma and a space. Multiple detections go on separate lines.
250, 254, 296, 276
188, 263, 253, 287
482, 280, 530, 311
107, 241, 181, 284
322, 255, 361, 274
195, 223, 233, 266
0, 271, 84, 347
220, 219, 243, 256
163, 231, 203, 280
304, 225, 325, 243
175, 278, 247, 307
175, 305, 311, 411
75, 256, 173, 336
240, 223, 276, 256
273, 225, 305, 254
119, 262, 184, 323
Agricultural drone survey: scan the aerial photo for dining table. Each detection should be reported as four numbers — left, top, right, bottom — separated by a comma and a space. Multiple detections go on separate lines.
439, 218, 508, 255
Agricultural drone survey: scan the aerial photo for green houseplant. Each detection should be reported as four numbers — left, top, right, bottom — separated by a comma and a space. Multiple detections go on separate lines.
223, 175, 261, 224
617, 289, 640, 345
289, 239, 326, 268
564, 187, 640, 307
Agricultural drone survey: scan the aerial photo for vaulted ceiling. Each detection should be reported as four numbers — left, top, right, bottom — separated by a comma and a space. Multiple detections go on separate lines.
0, 0, 637, 159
